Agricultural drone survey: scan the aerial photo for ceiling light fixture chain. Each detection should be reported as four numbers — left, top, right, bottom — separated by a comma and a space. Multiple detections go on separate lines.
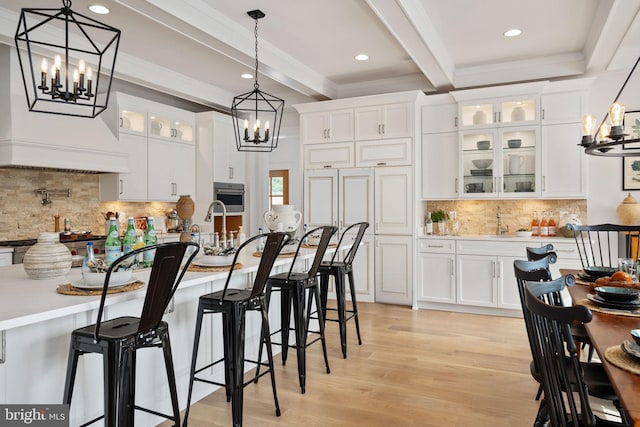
580, 53, 640, 157
230, 9, 284, 152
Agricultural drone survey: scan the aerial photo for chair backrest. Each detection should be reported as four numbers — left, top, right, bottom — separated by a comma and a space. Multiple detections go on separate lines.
218, 232, 289, 301
329, 222, 369, 266
524, 278, 595, 427
94, 242, 200, 341
567, 223, 640, 272
526, 244, 557, 262
286, 225, 338, 279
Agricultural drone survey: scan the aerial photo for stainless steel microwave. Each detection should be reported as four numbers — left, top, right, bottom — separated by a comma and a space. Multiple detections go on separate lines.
213, 182, 245, 213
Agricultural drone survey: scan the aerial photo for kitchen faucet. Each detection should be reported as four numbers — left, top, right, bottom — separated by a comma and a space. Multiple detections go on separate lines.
496, 206, 509, 236
204, 200, 227, 245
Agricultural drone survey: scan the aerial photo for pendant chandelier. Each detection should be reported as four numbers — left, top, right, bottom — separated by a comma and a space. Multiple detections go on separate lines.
580, 55, 640, 157
14, 0, 120, 118
231, 9, 284, 152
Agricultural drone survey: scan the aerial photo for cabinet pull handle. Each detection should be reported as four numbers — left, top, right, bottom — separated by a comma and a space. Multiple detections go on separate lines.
455, 178, 458, 193
498, 111, 501, 123
541, 108, 545, 120
497, 261, 502, 279
382, 124, 385, 135
493, 177, 496, 192
491, 260, 496, 278
119, 117, 123, 127
451, 259, 454, 277
119, 179, 123, 195
378, 124, 381, 134
323, 165, 333, 169
327, 128, 331, 139
454, 117, 458, 128
556, 249, 576, 253
229, 167, 234, 179
375, 222, 379, 232
493, 112, 497, 123
377, 162, 387, 166
427, 244, 444, 248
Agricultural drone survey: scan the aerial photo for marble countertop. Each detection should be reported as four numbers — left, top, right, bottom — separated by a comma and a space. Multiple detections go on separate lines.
0, 243, 329, 331
417, 234, 572, 243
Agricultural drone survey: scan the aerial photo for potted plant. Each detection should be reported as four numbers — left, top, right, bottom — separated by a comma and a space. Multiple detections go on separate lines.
431, 210, 449, 235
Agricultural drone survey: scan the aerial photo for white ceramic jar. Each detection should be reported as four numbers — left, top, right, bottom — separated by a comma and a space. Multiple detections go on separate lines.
23, 232, 72, 279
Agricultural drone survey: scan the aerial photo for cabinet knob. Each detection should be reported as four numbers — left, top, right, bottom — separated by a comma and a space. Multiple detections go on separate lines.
119, 179, 123, 195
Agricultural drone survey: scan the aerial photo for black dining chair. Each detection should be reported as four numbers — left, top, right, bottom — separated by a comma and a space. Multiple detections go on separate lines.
524, 278, 631, 426
317, 221, 369, 358
63, 241, 199, 427
183, 232, 289, 427
526, 244, 555, 262
256, 225, 337, 393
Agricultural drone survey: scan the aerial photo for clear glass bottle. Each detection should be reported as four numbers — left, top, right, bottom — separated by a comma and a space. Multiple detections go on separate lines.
237, 226, 246, 245
122, 217, 136, 254
531, 211, 539, 236
540, 211, 549, 237
425, 212, 433, 235
143, 217, 157, 268
449, 211, 459, 236
104, 217, 121, 266
256, 227, 264, 252
81, 241, 95, 280
548, 211, 557, 237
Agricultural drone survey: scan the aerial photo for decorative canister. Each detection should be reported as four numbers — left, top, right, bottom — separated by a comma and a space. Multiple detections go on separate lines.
511, 106, 526, 122
176, 195, 195, 221
23, 232, 72, 279
473, 110, 487, 125
617, 193, 640, 225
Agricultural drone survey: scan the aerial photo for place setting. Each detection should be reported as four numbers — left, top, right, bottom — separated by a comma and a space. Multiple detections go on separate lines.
577, 259, 640, 316
189, 246, 242, 272
56, 260, 144, 296
605, 329, 640, 376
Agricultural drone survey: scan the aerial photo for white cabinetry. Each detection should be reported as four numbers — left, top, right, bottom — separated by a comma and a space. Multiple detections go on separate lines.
375, 234, 413, 305
300, 109, 353, 144
355, 103, 412, 140
303, 142, 354, 169
99, 133, 148, 201
417, 239, 456, 304
211, 114, 245, 183
374, 166, 413, 235
458, 95, 539, 129
355, 138, 411, 167
0, 251, 11, 266
148, 138, 195, 201
422, 132, 458, 199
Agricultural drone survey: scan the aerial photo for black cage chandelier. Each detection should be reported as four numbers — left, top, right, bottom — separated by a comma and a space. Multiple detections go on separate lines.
580, 55, 640, 157
14, 0, 120, 118
231, 9, 284, 152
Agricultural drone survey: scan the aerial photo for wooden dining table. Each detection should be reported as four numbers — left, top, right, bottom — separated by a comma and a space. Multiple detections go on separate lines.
562, 269, 640, 426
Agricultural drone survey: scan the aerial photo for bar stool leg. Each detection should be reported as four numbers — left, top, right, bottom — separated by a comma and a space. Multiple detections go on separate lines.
319, 272, 329, 327
161, 333, 181, 425
183, 304, 206, 426
347, 270, 362, 345
291, 285, 307, 393
259, 301, 281, 417
309, 282, 330, 374
335, 270, 348, 358
230, 304, 246, 427
221, 312, 233, 402
62, 343, 80, 405
280, 288, 292, 366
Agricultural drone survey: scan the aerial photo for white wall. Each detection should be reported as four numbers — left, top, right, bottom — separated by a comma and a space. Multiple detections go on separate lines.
586, 68, 637, 224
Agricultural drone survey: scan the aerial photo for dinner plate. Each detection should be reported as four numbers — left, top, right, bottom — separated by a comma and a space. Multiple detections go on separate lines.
578, 271, 599, 282
192, 259, 234, 267
584, 265, 617, 278
72, 278, 138, 290
621, 340, 640, 359
586, 293, 640, 310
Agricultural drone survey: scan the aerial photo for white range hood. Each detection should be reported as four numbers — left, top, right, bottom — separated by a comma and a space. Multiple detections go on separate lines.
0, 44, 128, 173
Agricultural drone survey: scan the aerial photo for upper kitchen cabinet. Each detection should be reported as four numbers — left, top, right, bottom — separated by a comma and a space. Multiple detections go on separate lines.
303, 142, 354, 169
196, 111, 245, 185
118, 106, 146, 136
421, 99, 458, 134
300, 109, 353, 144
458, 96, 539, 130
354, 103, 412, 140
148, 108, 194, 143
355, 138, 411, 167
148, 138, 195, 201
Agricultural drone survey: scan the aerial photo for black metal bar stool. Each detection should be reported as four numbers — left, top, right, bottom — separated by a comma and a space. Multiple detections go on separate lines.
183, 232, 288, 427
256, 225, 337, 394
318, 222, 369, 358
63, 242, 199, 427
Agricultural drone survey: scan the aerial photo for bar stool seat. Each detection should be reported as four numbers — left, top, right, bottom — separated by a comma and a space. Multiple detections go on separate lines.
258, 225, 337, 394
63, 242, 199, 427
317, 222, 369, 358
183, 232, 289, 427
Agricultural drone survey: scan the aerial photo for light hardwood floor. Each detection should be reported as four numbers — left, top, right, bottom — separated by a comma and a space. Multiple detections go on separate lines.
163, 302, 539, 427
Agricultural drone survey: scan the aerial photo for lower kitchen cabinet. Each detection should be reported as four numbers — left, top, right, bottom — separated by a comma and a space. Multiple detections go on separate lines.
375, 235, 412, 305
0, 252, 11, 266
456, 254, 521, 310
418, 252, 456, 303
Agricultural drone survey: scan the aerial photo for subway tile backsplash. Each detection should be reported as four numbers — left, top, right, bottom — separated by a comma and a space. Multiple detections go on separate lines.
0, 168, 175, 240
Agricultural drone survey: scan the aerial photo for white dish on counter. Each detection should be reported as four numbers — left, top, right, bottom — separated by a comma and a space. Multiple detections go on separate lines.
515, 231, 533, 237
194, 254, 235, 267
81, 269, 133, 287
72, 278, 138, 290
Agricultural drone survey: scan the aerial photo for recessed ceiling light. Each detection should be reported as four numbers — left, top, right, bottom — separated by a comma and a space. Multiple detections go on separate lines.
354, 54, 369, 61
503, 28, 522, 37
89, 4, 110, 14
241, 73, 253, 79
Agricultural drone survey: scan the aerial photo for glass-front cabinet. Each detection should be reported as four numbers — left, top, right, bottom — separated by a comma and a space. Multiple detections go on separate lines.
460, 125, 539, 198
459, 95, 539, 130
119, 107, 146, 135
148, 111, 194, 143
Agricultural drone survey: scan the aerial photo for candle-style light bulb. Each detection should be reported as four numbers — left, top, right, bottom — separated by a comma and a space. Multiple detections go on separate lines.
609, 102, 625, 127
598, 123, 610, 141
86, 67, 93, 95
73, 69, 79, 83
243, 120, 249, 140
78, 60, 85, 74
54, 55, 61, 70
41, 58, 48, 73
39, 58, 48, 89
264, 121, 270, 141
582, 114, 597, 136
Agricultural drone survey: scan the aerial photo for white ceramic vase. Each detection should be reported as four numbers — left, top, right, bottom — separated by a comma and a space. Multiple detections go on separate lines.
23, 232, 72, 279
264, 205, 302, 234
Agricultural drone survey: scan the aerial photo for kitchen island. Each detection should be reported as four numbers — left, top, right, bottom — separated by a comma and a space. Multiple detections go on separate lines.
0, 243, 336, 426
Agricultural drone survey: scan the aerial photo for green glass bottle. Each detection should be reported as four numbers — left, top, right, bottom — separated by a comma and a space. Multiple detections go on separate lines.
104, 217, 121, 266
143, 217, 158, 268
123, 217, 137, 254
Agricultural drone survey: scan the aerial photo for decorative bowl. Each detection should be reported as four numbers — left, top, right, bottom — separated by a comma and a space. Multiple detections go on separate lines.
476, 140, 490, 150
631, 329, 640, 346
83, 269, 133, 287
584, 266, 617, 278
196, 254, 235, 267
472, 159, 493, 169
508, 139, 522, 148
594, 286, 640, 302
515, 231, 533, 237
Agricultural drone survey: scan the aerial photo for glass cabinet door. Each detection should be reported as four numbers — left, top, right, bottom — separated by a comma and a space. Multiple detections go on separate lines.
460, 102, 495, 128
149, 114, 172, 139
500, 127, 538, 196
119, 107, 146, 135
499, 97, 538, 126
461, 131, 497, 197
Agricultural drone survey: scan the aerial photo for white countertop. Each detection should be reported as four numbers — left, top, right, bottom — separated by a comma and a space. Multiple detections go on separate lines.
0, 243, 328, 331
417, 234, 573, 243
0, 247, 14, 254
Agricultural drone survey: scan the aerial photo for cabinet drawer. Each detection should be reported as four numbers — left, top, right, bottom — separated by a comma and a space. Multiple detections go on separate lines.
418, 239, 455, 254
303, 142, 354, 169
550, 241, 580, 260
355, 138, 412, 167
457, 239, 529, 257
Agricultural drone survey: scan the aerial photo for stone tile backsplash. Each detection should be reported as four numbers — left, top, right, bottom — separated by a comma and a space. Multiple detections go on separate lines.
0, 168, 175, 240
424, 199, 588, 236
